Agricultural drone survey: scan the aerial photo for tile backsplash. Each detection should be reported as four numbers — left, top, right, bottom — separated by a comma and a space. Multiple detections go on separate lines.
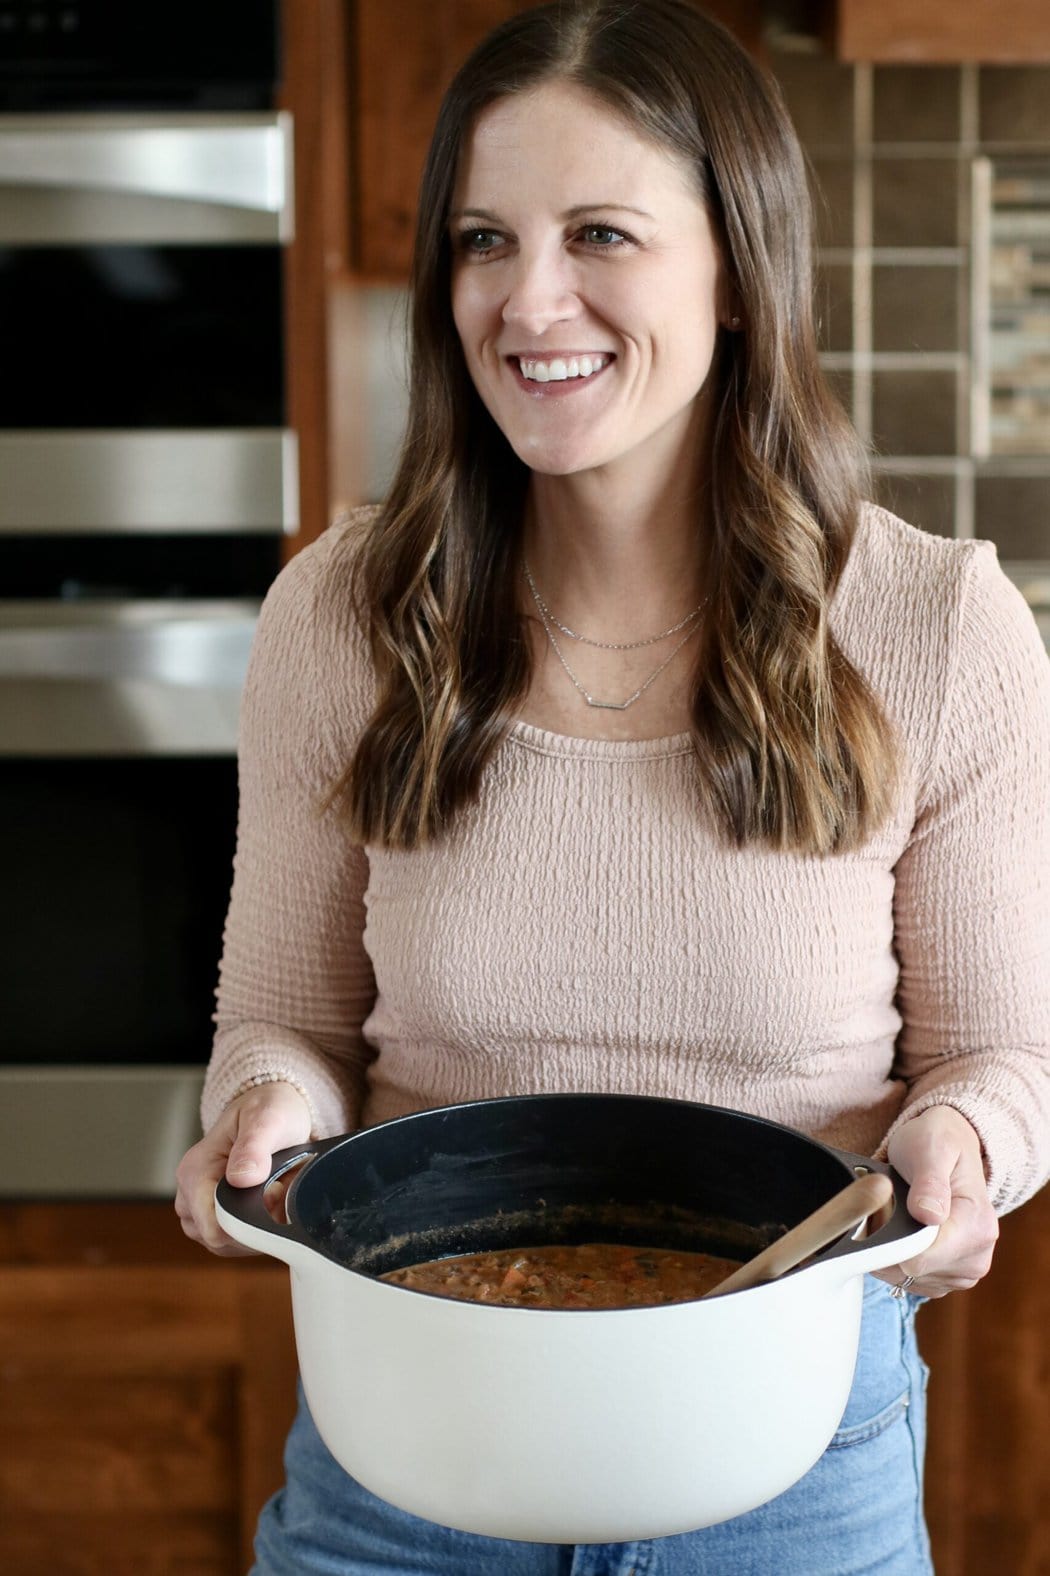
771, 37, 1050, 634
979, 157, 1050, 456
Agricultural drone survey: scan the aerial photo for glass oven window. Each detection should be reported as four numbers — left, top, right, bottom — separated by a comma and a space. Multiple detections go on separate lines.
4, 534, 282, 599
3, 756, 238, 1064
0, 245, 284, 427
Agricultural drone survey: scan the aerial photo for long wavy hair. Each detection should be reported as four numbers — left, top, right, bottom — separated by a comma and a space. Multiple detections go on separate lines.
339, 0, 897, 854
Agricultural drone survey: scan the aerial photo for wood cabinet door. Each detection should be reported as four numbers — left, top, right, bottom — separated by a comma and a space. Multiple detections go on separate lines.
835, 0, 1050, 62
0, 1207, 297, 1576
922, 1184, 1050, 1575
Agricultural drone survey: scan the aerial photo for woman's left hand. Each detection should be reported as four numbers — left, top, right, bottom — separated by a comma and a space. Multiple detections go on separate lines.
876, 1105, 999, 1298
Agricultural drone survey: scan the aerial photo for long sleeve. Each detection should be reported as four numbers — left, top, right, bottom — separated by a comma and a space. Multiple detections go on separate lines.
884, 544, 1050, 1212
200, 519, 378, 1137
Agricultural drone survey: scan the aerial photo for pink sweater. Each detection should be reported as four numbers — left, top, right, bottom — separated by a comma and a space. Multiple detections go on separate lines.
202, 503, 1050, 1214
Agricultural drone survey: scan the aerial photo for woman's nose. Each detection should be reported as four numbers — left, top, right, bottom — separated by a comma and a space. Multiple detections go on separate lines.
501, 250, 578, 334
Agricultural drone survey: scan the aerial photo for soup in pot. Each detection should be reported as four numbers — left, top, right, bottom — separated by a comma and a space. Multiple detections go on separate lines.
379, 1241, 742, 1309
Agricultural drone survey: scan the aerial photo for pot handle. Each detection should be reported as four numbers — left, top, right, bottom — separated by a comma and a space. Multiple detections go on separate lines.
214, 1135, 344, 1266
814, 1145, 939, 1279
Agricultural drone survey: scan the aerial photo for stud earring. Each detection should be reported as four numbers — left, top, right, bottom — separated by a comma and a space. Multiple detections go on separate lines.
729, 315, 742, 329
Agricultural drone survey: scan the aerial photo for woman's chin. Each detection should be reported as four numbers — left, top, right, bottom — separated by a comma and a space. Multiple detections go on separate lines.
509, 437, 606, 478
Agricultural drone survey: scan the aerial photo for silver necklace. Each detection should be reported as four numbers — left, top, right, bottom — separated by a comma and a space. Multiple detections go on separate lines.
523, 560, 703, 649
523, 562, 704, 711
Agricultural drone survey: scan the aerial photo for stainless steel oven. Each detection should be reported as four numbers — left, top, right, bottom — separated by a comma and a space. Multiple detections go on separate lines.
0, 2, 287, 1197
0, 108, 295, 533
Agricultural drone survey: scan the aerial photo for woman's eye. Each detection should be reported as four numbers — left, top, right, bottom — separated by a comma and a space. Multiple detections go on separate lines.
456, 228, 504, 255
579, 225, 628, 248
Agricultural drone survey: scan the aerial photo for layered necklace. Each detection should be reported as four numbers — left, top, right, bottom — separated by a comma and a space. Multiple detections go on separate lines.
523, 561, 705, 712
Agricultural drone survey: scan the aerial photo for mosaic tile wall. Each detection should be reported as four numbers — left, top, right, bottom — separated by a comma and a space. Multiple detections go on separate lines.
983, 158, 1050, 456
770, 41, 1050, 641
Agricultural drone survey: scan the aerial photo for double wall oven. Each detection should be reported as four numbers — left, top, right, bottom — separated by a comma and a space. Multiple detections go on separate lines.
0, 2, 290, 1195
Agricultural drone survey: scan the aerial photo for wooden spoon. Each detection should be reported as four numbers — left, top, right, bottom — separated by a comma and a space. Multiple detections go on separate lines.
703, 1170, 895, 1299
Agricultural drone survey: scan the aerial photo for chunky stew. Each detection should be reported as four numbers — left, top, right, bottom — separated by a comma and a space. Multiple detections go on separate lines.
380, 1241, 741, 1309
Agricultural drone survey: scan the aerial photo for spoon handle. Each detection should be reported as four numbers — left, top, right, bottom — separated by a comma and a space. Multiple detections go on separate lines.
703, 1171, 895, 1298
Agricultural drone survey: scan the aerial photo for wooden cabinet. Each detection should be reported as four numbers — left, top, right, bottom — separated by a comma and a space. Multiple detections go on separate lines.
834, 0, 1050, 62
279, 0, 355, 551
922, 1185, 1050, 1575
0, 1204, 297, 1576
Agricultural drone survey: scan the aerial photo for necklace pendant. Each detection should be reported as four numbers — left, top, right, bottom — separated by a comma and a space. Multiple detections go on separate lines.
523, 561, 699, 718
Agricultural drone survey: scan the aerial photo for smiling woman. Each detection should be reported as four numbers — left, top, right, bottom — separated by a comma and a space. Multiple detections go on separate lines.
342, 0, 900, 840
174, 3, 1050, 1574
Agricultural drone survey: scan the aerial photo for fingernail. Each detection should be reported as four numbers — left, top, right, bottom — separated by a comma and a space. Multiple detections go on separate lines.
916, 1195, 946, 1217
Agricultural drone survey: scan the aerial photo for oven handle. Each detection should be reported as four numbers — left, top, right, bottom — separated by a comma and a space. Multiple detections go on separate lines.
0, 114, 291, 217
0, 601, 259, 688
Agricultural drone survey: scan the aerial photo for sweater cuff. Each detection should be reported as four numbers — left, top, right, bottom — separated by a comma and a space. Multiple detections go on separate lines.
200, 1023, 364, 1140
879, 1076, 1048, 1216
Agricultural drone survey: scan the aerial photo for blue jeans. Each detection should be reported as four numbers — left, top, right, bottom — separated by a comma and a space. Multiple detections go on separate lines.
252, 1278, 933, 1575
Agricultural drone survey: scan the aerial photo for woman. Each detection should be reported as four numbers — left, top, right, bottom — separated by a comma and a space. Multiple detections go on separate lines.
175, 2, 1050, 1571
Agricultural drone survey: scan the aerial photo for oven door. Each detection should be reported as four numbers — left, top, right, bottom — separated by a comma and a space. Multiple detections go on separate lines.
0, 600, 255, 1197
0, 111, 296, 535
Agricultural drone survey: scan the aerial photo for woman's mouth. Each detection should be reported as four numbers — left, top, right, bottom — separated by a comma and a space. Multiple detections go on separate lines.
507, 353, 615, 392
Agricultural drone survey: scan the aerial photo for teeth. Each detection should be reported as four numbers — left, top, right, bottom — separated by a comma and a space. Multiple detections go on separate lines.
518, 354, 607, 383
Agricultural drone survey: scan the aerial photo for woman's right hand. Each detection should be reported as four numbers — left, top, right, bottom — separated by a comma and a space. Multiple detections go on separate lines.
174, 1081, 313, 1256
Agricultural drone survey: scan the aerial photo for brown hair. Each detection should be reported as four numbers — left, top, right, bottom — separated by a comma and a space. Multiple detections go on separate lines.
340, 0, 897, 853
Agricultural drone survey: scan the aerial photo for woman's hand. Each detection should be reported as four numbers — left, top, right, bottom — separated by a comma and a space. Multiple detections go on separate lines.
876, 1105, 999, 1297
174, 1081, 313, 1256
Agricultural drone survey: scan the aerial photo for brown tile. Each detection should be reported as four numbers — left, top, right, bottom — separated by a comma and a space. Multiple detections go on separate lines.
771, 50, 855, 148
872, 369, 960, 456
814, 262, 852, 352
980, 68, 1050, 143
974, 475, 1050, 558
872, 159, 962, 247
808, 156, 854, 249
873, 68, 961, 144
872, 265, 963, 353
873, 472, 957, 538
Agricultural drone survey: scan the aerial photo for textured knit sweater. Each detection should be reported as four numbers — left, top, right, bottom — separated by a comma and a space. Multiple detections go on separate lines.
202, 503, 1050, 1214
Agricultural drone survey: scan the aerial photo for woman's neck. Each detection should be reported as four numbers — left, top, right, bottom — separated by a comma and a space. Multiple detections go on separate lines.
522, 464, 710, 642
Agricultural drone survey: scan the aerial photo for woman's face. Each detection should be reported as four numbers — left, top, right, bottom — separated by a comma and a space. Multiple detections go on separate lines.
449, 79, 731, 486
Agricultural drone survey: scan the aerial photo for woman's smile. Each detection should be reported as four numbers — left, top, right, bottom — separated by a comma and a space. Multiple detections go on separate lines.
506, 351, 616, 393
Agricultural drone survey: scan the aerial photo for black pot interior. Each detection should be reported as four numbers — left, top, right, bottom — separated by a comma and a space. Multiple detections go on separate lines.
288, 1095, 857, 1278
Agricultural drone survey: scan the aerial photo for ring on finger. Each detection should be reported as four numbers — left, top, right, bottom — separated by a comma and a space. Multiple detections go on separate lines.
889, 1273, 917, 1300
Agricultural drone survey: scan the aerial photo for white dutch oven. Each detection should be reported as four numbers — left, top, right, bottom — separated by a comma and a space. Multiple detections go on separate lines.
215, 1093, 936, 1544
